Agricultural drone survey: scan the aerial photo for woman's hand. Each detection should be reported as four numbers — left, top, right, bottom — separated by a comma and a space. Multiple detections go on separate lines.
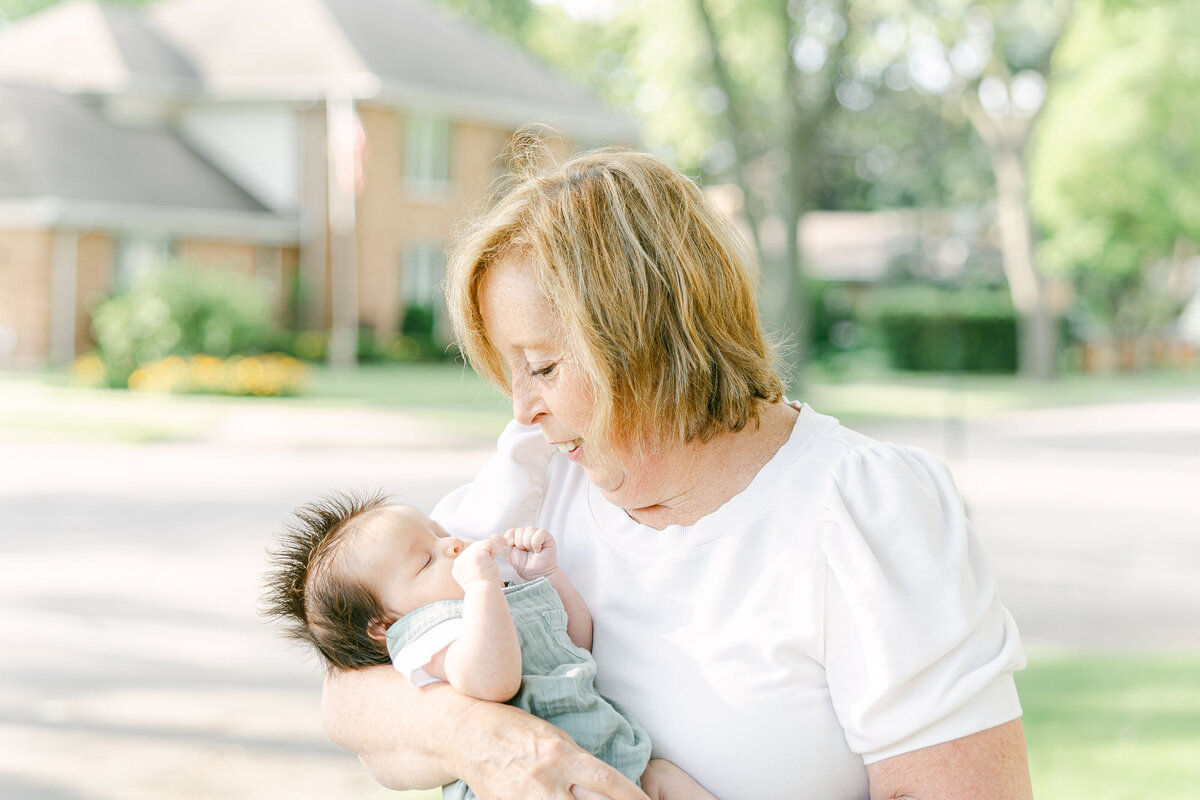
638, 759, 718, 800
324, 667, 649, 799
451, 700, 651, 800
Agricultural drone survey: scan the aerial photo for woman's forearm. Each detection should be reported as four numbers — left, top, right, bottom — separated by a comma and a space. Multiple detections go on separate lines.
322, 662, 650, 799
544, 566, 593, 650
322, 663, 469, 789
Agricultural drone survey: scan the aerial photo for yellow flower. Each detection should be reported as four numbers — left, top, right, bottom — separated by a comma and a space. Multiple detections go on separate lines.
70, 355, 107, 387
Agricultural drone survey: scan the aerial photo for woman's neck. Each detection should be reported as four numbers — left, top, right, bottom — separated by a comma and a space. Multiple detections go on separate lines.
622, 401, 799, 529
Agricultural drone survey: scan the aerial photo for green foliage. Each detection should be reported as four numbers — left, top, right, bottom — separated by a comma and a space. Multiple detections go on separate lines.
807, 279, 868, 370
860, 285, 1019, 372
1031, 1, 1200, 337
349, 304, 457, 364
90, 267, 280, 387
398, 303, 452, 360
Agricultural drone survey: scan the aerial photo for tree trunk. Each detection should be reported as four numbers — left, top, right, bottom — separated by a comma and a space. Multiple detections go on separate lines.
992, 144, 1059, 380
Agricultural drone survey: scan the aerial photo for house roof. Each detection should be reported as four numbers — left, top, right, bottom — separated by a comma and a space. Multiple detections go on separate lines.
0, 1, 197, 94
0, 83, 295, 241
0, 0, 636, 138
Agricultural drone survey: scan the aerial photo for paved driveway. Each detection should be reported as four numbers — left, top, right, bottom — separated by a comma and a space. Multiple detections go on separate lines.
2, 382, 1197, 799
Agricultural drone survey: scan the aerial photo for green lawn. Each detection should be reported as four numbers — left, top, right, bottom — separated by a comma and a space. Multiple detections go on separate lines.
1019, 651, 1200, 800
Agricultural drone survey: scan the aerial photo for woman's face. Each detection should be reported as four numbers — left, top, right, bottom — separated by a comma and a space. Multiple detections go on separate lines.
479, 254, 628, 497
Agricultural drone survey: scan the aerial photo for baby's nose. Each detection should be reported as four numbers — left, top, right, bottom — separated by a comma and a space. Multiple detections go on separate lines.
443, 537, 464, 557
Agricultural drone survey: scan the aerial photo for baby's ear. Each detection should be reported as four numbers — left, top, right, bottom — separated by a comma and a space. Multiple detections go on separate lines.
367, 618, 390, 643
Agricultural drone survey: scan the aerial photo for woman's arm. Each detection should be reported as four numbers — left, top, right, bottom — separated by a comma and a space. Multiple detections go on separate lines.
541, 564, 593, 651
322, 665, 651, 798
322, 664, 463, 789
865, 718, 1033, 800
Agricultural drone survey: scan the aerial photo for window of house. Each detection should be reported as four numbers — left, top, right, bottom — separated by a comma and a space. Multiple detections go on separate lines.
116, 235, 171, 288
402, 243, 445, 309
403, 115, 451, 194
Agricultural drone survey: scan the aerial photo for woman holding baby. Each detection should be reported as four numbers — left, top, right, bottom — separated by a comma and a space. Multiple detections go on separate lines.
321, 140, 1032, 799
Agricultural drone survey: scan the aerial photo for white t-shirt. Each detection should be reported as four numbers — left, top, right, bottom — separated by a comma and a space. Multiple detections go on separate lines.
431, 405, 1025, 799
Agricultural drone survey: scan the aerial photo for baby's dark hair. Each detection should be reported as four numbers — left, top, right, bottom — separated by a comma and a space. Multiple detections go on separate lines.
261, 489, 395, 670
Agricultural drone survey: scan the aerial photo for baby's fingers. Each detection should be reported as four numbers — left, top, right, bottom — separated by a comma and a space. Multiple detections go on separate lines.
462, 538, 495, 561
530, 528, 553, 552
518, 525, 543, 551
505, 526, 532, 551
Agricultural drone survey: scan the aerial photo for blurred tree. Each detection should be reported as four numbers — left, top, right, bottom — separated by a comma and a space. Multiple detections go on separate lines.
658, 0, 1080, 381
1031, 0, 1199, 362
439, 0, 1052, 384
875, 0, 1076, 380
437, 0, 864, 389
687, 0, 864, 388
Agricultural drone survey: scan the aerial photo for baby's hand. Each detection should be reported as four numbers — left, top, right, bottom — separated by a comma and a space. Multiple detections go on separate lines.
490, 526, 559, 581
451, 539, 502, 588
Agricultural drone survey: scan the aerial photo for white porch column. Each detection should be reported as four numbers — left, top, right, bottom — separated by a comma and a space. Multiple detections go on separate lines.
325, 91, 360, 369
49, 230, 79, 365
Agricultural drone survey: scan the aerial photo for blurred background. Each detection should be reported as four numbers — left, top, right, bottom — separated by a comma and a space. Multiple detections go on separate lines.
0, 0, 1197, 798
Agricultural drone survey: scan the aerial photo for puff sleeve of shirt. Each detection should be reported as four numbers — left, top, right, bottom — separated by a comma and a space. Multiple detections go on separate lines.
430, 420, 552, 541
820, 442, 1026, 764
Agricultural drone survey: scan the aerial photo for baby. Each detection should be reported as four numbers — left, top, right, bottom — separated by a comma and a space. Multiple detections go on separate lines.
262, 490, 713, 800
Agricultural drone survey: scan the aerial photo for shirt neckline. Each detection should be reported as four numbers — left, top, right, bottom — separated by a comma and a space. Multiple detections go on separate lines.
585, 403, 837, 554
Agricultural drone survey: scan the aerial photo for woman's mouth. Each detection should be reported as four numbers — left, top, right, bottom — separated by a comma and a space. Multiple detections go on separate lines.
555, 438, 583, 457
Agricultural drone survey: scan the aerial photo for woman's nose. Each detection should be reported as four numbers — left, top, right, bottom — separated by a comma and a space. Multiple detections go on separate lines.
512, 376, 543, 426
443, 537, 464, 557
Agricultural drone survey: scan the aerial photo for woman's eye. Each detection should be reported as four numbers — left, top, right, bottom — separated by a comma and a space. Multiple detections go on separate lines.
418, 554, 432, 573
530, 363, 557, 378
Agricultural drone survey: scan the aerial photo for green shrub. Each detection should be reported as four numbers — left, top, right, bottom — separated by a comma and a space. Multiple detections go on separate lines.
399, 303, 450, 360
807, 279, 868, 371
90, 267, 280, 387
861, 285, 1019, 373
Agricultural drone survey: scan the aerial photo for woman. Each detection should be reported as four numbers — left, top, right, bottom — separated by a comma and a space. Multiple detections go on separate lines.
323, 143, 1033, 799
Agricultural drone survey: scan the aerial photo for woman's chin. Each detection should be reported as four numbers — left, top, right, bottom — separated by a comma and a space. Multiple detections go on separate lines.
583, 465, 626, 500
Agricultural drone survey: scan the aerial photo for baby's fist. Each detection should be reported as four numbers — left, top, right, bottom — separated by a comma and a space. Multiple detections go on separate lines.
451, 539, 501, 588
496, 526, 559, 580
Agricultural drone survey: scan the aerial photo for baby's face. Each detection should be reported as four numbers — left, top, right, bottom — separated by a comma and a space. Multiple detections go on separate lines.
348, 505, 466, 618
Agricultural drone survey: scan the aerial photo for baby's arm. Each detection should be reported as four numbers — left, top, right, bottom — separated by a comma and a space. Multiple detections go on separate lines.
492, 527, 593, 650
424, 540, 521, 702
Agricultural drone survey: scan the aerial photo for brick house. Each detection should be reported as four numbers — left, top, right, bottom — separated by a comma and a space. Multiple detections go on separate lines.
0, 0, 635, 367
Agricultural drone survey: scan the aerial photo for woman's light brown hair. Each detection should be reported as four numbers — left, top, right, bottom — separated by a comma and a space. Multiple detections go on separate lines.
447, 135, 784, 456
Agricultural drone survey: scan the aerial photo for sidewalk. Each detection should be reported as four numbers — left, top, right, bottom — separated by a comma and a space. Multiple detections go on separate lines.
2, 379, 1198, 799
